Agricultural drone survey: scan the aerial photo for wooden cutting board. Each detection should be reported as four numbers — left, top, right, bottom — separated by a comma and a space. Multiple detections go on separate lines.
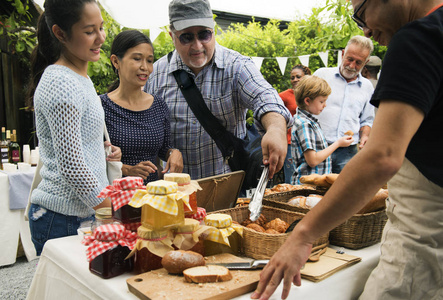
127, 253, 261, 300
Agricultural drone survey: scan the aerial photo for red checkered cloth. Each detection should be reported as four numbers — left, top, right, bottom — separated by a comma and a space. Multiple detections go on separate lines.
82, 224, 137, 262
186, 207, 207, 222
98, 177, 145, 211
124, 222, 141, 232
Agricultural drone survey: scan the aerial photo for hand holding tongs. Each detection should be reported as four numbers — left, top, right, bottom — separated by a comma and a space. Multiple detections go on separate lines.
248, 166, 269, 221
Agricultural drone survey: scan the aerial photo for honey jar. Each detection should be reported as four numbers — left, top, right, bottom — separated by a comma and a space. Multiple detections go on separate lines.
129, 180, 189, 230
203, 213, 243, 256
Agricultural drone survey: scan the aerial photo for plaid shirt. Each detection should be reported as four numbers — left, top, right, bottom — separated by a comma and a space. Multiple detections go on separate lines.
146, 43, 292, 179
291, 108, 331, 184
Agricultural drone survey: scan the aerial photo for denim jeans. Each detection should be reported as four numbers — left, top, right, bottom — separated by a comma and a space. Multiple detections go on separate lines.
331, 145, 358, 174
28, 203, 94, 256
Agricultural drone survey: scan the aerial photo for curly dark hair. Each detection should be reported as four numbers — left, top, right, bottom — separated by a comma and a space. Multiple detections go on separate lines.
291, 64, 312, 75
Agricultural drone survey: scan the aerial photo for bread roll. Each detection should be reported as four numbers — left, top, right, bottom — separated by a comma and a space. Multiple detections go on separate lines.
264, 228, 280, 234
344, 130, 354, 136
246, 223, 266, 232
265, 218, 290, 233
357, 189, 389, 214
161, 250, 205, 274
183, 265, 232, 283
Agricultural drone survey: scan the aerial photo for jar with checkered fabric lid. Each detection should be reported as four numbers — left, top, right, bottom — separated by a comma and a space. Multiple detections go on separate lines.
203, 213, 243, 256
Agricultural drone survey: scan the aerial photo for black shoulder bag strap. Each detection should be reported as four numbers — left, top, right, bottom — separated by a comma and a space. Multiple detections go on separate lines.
167, 52, 237, 162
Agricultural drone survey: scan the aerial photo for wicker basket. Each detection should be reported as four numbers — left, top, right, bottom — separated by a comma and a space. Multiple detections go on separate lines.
210, 206, 329, 259
329, 209, 387, 249
263, 190, 388, 249
263, 189, 326, 214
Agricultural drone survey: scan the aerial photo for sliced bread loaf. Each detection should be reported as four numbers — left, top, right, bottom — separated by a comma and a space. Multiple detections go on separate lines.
183, 265, 233, 283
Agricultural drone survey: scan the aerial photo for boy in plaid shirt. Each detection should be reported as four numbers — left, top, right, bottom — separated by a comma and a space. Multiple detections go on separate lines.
291, 76, 354, 184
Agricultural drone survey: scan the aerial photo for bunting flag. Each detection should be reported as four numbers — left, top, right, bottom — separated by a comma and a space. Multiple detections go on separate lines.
275, 57, 288, 76
318, 51, 329, 67
149, 27, 162, 42
251, 57, 264, 71
298, 55, 310, 67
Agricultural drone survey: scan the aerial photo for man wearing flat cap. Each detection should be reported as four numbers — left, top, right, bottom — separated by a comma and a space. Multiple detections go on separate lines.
146, 0, 292, 183
362, 55, 382, 88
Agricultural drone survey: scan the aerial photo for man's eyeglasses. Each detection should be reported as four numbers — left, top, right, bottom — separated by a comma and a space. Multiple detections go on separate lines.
176, 29, 213, 45
352, 0, 368, 29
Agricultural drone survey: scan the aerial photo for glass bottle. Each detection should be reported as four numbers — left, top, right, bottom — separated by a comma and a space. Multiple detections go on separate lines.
0, 127, 8, 169
8, 129, 20, 164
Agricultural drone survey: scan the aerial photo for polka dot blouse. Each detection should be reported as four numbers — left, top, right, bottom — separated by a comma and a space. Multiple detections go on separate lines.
100, 93, 172, 184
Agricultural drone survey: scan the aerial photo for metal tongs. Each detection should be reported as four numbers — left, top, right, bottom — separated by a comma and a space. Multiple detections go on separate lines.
248, 166, 269, 221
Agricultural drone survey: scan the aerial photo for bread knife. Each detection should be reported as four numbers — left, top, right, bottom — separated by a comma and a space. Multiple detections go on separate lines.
210, 259, 269, 270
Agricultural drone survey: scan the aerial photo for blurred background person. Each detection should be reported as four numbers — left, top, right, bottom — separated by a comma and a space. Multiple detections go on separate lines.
362, 55, 382, 89
100, 30, 183, 184
279, 64, 311, 183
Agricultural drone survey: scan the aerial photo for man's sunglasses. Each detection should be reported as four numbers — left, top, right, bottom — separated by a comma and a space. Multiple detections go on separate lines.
176, 29, 213, 45
352, 0, 368, 29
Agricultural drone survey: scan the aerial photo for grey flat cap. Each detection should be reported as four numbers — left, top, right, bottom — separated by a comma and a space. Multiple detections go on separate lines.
366, 56, 382, 67
169, 0, 214, 31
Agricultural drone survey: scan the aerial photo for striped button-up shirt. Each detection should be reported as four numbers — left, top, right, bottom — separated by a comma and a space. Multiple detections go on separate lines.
291, 108, 331, 184
146, 43, 292, 180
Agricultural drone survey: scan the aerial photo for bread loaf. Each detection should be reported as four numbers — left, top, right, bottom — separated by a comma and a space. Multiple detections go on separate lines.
161, 250, 205, 274
183, 265, 233, 283
357, 189, 389, 214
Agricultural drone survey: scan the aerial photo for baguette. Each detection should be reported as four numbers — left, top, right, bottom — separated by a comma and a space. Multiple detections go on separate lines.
357, 189, 389, 214
313, 174, 332, 187
300, 174, 321, 184
325, 173, 339, 185
161, 250, 205, 274
183, 265, 232, 283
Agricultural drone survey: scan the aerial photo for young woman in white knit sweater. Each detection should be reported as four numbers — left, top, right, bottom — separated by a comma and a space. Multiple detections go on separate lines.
27, 0, 121, 256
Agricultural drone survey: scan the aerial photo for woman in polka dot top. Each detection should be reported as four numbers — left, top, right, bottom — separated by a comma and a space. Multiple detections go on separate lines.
100, 30, 183, 184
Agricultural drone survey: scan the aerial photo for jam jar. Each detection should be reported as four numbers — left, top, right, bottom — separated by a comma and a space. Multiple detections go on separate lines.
91, 207, 121, 233
203, 213, 243, 256
163, 173, 201, 215
173, 218, 205, 256
131, 226, 174, 274
87, 224, 135, 279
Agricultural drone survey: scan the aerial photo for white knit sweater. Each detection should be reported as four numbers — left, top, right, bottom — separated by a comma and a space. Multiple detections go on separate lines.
32, 65, 108, 217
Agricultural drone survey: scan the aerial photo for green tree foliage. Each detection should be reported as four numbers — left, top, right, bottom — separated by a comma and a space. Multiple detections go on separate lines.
0, 0, 36, 67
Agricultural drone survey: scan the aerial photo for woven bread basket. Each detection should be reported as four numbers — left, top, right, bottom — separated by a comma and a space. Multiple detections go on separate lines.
329, 209, 387, 249
263, 190, 388, 249
210, 206, 329, 259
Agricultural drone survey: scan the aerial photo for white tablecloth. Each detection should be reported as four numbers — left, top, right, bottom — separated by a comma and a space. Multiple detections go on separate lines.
27, 235, 381, 300
0, 171, 37, 266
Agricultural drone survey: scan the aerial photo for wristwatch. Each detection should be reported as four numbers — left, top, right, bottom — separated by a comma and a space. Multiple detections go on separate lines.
167, 149, 176, 159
